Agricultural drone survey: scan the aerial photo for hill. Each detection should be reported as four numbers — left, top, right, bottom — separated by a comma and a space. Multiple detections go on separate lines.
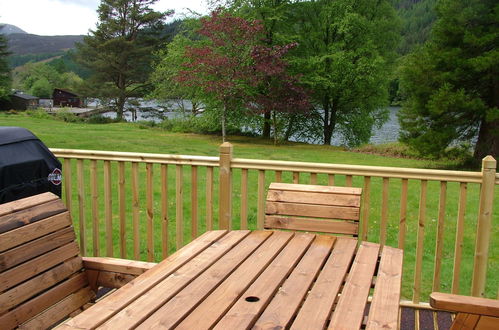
5, 33, 84, 55
0, 23, 27, 35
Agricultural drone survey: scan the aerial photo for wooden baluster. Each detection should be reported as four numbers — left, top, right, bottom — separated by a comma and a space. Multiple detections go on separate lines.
240, 169, 248, 230
275, 170, 282, 183
104, 160, 113, 257
398, 179, 409, 249
293, 172, 299, 184
63, 158, 72, 214
131, 162, 140, 260
161, 164, 168, 258
413, 180, 427, 304
191, 166, 198, 239
346, 175, 353, 187
76, 159, 86, 256
310, 173, 318, 185
90, 159, 99, 257
206, 167, 214, 231
380, 177, 389, 246
433, 181, 447, 292
176, 165, 183, 249
118, 161, 126, 258
257, 170, 265, 229
452, 182, 467, 294
328, 174, 335, 186
361, 176, 371, 241
146, 163, 154, 261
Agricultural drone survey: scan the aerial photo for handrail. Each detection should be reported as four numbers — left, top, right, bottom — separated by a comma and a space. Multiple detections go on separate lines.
51, 148, 219, 167
232, 158, 483, 183
51, 148, 483, 183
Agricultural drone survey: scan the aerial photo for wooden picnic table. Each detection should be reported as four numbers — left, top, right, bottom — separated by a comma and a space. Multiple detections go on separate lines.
61, 230, 403, 329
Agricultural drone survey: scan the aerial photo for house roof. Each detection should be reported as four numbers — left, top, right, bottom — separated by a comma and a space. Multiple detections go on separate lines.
53, 88, 79, 97
11, 93, 39, 100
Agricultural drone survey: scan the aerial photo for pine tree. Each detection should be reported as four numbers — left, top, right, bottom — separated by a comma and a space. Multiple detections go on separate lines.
0, 31, 11, 99
76, 0, 169, 120
399, 0, 499, 161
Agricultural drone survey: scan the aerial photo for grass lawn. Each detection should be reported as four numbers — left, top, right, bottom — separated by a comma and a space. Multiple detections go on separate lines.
1, 112, 498, 302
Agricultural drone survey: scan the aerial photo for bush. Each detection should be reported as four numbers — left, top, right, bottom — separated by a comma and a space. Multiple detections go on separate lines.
85, 114, 116, 124
53, 109, 83, 123
25, 108, 52, 119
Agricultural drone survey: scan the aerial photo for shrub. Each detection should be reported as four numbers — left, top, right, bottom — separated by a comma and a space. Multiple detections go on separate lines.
53, 109, 83, 123
25, 108, 51, 119
85, 114, 116, 124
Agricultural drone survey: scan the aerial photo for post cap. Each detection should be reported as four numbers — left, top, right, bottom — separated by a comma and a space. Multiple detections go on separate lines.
219, 142, 233, 154
482, 156, 497, 169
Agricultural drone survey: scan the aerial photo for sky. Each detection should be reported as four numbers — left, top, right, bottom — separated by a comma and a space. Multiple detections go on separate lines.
0, 0, 210, 36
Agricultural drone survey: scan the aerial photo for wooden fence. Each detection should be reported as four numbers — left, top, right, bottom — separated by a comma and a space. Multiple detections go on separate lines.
51, 144, 498, 306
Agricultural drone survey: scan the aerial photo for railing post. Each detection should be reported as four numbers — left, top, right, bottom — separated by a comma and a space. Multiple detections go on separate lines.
471, 155, 496, 297
219, 142, 233, 230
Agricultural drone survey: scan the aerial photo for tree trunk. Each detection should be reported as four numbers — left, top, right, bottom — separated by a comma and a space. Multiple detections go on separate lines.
116, 95, 126, 121
263, 110, 271, 138
116, 72, 126, 121
222, 103, 227, 142
474, 117, 499, 161
272, 111, 278, 145
323, 96, 336, 145
284, 114, 296, 141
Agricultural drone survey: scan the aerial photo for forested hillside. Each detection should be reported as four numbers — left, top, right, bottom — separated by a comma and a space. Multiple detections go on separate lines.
396, 0, 437, 54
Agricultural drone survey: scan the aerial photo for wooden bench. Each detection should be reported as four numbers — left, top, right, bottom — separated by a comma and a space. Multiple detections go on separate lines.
430, 292, 499, 329
0, 192, 156, 329
265, 182, 362, 236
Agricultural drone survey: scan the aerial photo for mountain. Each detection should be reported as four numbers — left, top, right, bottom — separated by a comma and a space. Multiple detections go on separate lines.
0, 24, 27, 35
5, 33, 84, 55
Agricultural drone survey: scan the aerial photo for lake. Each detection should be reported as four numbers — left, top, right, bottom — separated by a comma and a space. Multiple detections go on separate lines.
100, 101, 401, 146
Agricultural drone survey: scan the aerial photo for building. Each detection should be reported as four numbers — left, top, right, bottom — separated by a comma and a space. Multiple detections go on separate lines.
0, 91, 40, 110
53, 88, 84, 108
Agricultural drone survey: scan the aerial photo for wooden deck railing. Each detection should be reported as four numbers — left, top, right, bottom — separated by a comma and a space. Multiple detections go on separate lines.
51, 144, 498, 306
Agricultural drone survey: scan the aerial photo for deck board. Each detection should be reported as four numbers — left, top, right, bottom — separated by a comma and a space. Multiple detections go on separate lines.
176, 231, 294, 330
213, 233, 315, 330
329, 241, 380, 330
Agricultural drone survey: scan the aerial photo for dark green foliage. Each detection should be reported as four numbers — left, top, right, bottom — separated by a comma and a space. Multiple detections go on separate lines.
8, 52, 65, 68
0, 32, 11, 99
396, 0, 437, 55
399, 0, 499, 161
290, 0, 400, 147
47, 51, 91, 79
75, 0, 170, 120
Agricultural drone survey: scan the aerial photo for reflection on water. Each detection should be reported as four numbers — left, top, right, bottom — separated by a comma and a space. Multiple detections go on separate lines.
101, 101, 401, 146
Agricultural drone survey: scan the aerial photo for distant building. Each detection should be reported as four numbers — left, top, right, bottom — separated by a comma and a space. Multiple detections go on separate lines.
53, 88, 84, 108
0, 91, 40, 110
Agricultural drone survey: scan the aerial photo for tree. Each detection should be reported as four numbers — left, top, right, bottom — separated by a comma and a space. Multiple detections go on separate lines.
291, 0, 400, 147
399, 0, 499, 161
175, 10, 264, 141
0, 31, 11, 99
216, 0, 298, 138
76, 0, 169, 120
249, 43, 312, 144
149, 29, 207, 116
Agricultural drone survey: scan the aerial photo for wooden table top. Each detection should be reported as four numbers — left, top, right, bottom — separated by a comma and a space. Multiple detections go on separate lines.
61, 230, 403, 330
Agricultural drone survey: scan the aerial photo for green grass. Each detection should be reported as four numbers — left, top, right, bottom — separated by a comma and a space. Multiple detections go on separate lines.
1, 112, 498, 302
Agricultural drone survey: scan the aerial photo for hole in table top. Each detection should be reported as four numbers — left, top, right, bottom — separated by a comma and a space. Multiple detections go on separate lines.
245, 296, 260, 302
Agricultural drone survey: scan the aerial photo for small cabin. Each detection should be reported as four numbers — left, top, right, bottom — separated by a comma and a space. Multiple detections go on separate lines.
53, 88, 84, 108
2, 92, 40, 110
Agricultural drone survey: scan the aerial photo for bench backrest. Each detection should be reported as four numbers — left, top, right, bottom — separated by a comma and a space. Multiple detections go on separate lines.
264, 183, 362, 236
0, 192, 93, 329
